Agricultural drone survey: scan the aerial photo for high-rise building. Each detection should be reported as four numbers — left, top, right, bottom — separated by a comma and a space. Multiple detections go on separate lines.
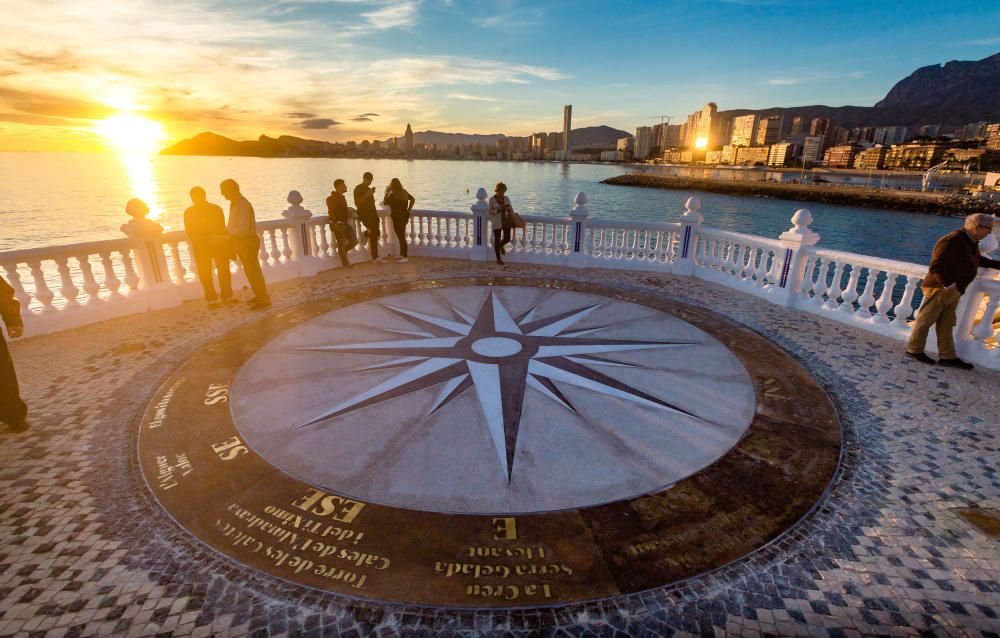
851, 127, 876, 143
695, 102, 718, 149
790, 116, 804, 136
755, 116, 781, 146
616, 137, 633, 161
986, 123, 1000, 151
735, 146, 770, 166
404, 124, 414, 152
801, 136, 825, 164
563, 105, 572, 154
767, 142, 799, 167
854, 145, 888, 170
809, 117, 832, 137
730, 114, 758, 147
823, 144, 861, 168
873, 126, 908, 146
960, 121, 989, 140
634, 126, 653, 160
918, 124, 941, 139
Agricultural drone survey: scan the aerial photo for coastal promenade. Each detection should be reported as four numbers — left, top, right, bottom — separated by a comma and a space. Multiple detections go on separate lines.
1, 192, 999, 637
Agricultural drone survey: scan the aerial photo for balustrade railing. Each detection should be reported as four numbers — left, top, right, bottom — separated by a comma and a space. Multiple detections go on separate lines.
2, 188, 998, 371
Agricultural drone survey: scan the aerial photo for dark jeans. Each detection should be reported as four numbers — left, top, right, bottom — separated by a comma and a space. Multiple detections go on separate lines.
233, 235, 269, 302
0, 337, 26, 427
391, 211, 410, 258
493, 227, 511, 262
330, 222, 352, 267
359, 214, 380, 260
191, 241, 232, 302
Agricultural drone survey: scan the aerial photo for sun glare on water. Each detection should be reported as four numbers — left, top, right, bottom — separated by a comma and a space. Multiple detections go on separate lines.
96, 113, 166, 220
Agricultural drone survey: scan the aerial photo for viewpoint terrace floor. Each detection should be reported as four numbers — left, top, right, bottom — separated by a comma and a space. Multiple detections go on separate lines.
2, 257, 999, 638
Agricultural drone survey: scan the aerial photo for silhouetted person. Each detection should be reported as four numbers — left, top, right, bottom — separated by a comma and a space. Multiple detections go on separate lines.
907, 213, 1000, 369
353, 172, 382, 261
488, 182, 514, 265
383, 178, 415, 263
220, 179, 270, 309
184, 186, 233, 307
0, 276, 27, 432
327, 179, 354, 268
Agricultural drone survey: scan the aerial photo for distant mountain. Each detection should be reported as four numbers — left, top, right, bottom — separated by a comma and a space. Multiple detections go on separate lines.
162, 125, 633, 157
718, 52, 1000, 130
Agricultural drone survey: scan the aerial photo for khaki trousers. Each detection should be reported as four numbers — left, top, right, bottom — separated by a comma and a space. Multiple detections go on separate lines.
907, 285, 961, 359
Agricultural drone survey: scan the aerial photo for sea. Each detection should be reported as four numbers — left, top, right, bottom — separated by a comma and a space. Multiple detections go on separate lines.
0, 152, 961, 265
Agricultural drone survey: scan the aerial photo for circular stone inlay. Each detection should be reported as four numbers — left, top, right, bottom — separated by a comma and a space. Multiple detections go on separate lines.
136, 277, 841, 609
230, 286, 756, 514
471, 336, 523, 357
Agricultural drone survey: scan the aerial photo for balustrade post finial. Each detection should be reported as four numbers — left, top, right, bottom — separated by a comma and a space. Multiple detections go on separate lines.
568, 192, 590, 268
772, 208, 822, 307
282, 190, 322, 275
470, 187, 491, 261
119, 198, 182, 309
673, 196, 704, 276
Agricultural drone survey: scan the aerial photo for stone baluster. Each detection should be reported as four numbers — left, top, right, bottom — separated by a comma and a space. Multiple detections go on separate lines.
823, 261, 846, 310
891, 274, 919, 326
871, 271, 899, 323
838, 264, 863, 314
317, 224, 331, 259
807, 257, 827, 306
77, 255, 102, 304
752, 248, 769, 284
772, 208, 821, 307
28, 261, 54, 309
3, 264, 31, 308
269, 230, 282, 264
257, 230, 270, 267
168, 241, 187, 283
856, 267, 878, 314
100, 251, 123, 299
120, 199, 181, 309
971, 293, 1000, 342
120, 248, 140, 291
568, 192, 589, 268
673, 197, 703, 276
955, 235, 1000, 354
55, 257, 80, 308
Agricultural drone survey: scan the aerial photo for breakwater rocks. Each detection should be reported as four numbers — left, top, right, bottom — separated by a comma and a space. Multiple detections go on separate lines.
602, 174, 1000, 217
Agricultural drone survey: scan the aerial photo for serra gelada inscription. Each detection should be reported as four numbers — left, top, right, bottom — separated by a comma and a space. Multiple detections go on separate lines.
136, 278, 840, 607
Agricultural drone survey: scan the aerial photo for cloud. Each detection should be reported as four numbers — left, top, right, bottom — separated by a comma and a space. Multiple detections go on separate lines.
361, 1, 421, 30
472, 7, 544, 30
359, 112, 380, 117
301, 118, 341, 128
286, 111, 316, 118
956, 35, 1000, 45
0, 111, 76, 126
764, 79, 799, 85
447, 92, 504, 102
362, 56, 569, 90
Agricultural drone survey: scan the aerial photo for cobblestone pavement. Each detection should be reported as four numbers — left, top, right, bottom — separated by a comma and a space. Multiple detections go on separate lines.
2, 258, 999, 638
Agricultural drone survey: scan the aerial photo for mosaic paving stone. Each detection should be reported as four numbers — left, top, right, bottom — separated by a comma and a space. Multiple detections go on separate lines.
1, 257, 999, 636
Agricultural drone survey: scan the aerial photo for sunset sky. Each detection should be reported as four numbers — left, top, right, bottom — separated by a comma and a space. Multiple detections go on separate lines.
0, 0, 997, 152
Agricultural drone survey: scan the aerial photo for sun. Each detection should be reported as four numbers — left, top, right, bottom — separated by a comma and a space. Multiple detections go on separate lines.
694, 137, 708, 149
95, 113, 166, 155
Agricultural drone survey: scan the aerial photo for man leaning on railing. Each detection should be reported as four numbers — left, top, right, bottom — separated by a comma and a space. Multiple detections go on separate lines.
0, 275, 27, 432
906, 213, 1000, 370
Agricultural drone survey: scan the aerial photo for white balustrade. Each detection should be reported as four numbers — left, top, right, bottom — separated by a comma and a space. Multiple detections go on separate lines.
3, 190, 999, 371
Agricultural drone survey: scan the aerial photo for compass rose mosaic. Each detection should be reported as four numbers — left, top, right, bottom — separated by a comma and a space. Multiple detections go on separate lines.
138, 278, 840, 608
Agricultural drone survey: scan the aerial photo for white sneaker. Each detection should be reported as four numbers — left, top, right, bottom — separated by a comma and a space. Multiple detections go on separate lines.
398, 257, 408, 263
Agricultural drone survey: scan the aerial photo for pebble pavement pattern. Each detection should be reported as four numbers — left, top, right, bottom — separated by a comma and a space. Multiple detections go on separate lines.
1, 257, 999, 637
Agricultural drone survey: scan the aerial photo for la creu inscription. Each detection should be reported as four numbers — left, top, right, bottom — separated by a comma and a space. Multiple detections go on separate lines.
136, 277, 840, 607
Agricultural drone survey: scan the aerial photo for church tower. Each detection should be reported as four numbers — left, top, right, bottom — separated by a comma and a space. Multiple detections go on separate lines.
405, 123, 414, 152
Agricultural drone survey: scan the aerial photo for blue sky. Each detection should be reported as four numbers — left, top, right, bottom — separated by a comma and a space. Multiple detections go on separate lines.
0, 0, 997, 150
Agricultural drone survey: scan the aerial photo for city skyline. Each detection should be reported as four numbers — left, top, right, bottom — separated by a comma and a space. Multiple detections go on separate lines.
0, 0, 998, 153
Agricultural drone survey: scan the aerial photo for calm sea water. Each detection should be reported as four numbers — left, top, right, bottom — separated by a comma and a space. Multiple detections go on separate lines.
0, 152, 960, 264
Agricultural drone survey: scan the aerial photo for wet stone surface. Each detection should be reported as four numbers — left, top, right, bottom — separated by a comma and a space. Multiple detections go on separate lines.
2, 257, 1000, 637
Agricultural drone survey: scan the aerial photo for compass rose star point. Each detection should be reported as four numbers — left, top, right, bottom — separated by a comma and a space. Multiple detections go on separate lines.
295, 290, 701, 481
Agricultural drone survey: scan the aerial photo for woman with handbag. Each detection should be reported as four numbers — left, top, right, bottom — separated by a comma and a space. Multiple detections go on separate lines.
383, 178, 416, 263
488, 182, 514, 265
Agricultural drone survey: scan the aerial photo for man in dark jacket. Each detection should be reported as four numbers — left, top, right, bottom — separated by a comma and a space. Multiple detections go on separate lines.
906, 213, 1000, 369
184, 186, 233, 307
353, 172, 382, 262
326, 179, 354, 268
0, 276, 27, 431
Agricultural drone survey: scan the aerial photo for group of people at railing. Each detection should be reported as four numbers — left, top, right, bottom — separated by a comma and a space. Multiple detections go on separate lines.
2, 200, 999, 434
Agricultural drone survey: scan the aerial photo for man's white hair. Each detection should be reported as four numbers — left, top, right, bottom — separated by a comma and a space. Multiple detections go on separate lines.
964, 213, 995, 231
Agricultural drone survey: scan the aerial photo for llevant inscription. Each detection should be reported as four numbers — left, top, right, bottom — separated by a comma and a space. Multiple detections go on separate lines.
137, 278, 840, 608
